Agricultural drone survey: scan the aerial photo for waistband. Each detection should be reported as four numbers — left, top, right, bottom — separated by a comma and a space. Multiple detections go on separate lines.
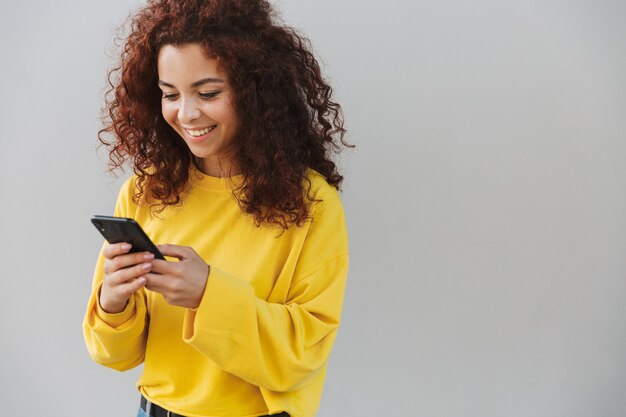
140, 395, 290, 417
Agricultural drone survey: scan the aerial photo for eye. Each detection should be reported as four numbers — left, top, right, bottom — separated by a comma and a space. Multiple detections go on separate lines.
162, 93, 179, 101
199, 91, 221, 100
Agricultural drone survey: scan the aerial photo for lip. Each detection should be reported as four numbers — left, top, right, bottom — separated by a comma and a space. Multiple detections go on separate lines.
180, 125, 217, 142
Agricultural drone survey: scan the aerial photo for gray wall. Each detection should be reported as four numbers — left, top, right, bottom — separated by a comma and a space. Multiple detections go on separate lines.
1, 0, 625, 416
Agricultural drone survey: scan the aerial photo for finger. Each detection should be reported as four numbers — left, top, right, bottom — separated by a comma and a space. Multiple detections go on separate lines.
143, 272, 169, 292
157, 244, 195, 260
111, 262, 153, 285
102, 242, 132, 259
104, 251, 155, 274
150, 259, 183, 275
114, 276, 147, 298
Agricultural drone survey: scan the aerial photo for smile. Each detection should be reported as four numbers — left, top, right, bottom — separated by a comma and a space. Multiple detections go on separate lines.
184, 125, 217, 137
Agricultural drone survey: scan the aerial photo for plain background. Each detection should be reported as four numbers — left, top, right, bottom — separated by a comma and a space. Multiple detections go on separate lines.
1, 0, 625, 416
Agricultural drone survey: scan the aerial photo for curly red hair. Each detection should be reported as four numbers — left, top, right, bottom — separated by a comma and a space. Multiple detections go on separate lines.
99, 0, 351, 230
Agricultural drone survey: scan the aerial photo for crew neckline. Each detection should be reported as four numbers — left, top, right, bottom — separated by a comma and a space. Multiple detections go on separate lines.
188, 163, 244, 191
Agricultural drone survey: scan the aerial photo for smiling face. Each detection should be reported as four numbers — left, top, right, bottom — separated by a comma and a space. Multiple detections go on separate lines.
157, 43, 239, 176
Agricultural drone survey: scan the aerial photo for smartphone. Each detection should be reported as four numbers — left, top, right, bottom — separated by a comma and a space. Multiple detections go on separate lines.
91, 215, 165, 260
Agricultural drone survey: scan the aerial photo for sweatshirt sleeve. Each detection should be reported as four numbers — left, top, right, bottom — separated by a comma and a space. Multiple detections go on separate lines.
82, 177, 149, 371
181, 188, 349, 392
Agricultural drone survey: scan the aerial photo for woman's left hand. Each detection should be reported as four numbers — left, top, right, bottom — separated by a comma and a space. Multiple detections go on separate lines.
144, 244, 210, 309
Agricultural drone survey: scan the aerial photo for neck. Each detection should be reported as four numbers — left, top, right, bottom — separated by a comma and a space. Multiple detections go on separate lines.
194, 156, 240, 177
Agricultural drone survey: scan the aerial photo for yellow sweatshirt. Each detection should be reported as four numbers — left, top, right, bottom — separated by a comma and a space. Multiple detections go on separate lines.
82, 167, 349, 417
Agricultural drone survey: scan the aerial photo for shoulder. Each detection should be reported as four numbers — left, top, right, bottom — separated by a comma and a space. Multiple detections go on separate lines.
305, 169, 342, 212
294, 169, 348, 267
120, 175, 138, 192
304, 169, 347, 237
118, 175, 140, 201
113, 175, 141, 217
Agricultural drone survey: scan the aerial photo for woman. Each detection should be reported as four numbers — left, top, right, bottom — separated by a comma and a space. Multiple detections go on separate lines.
82, 1, 351, 417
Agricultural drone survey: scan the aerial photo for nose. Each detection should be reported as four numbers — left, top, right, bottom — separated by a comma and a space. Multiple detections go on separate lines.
178, 97, 202, 124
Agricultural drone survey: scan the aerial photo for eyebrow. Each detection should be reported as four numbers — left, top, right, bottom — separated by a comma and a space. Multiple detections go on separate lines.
158, 77, 224, 88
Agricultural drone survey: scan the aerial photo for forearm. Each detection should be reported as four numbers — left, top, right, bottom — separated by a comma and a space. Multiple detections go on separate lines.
182, 258, 348, 392
82, 283, 149, 371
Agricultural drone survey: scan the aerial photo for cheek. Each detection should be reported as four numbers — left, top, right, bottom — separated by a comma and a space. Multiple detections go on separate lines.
213, 102, 238, 127
161, 103, 178, 127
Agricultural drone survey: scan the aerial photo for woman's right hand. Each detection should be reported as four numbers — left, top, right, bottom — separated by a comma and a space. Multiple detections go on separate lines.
99, 242, 153, 314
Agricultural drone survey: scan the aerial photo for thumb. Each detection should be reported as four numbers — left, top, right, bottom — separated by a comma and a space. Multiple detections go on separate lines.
157, 244, 195, 260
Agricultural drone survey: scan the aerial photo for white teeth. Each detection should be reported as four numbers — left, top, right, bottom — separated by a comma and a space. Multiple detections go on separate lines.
187, 126, 216, 136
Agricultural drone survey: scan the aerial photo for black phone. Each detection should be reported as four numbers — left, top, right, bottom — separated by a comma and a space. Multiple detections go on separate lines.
91, 215, 165, 260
